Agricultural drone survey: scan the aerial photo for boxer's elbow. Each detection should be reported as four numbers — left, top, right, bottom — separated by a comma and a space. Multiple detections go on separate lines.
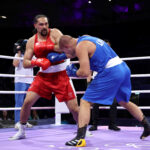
23, 61, 27, 68
23, 59, 31, 68
77, 69, 91, 77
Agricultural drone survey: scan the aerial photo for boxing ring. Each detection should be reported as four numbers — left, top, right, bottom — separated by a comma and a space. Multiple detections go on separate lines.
0, 54, 150, 150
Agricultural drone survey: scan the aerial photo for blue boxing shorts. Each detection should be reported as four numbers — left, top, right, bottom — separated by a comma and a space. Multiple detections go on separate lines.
82, 62, 131, 105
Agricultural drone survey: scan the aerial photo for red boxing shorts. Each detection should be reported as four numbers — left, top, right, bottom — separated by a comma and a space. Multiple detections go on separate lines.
28, 70, 76, 102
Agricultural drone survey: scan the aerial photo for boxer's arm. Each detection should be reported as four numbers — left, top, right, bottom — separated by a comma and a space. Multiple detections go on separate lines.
76, 41, 91, 77
13, 51, 21, 67
23, 37, 34, 68
51, 28, 63, 53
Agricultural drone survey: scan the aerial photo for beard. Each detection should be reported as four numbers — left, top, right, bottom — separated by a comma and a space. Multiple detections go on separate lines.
40, 28, 48, 36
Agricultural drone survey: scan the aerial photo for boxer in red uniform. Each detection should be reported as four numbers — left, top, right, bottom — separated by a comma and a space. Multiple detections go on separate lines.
10, 14, 79, 140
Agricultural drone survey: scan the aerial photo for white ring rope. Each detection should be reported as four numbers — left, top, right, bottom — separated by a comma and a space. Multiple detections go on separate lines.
0, 90, 147, 94
131, 74, 150, 77
0, 73, 150, 78
0, 74, 34, 78
0, 74, 86, 79
0, 55, 23, 60
0, 106, 149, 111
0, 107, 55, 111
1, 54, 150, 61
76, 90, 148, 94
122, 56, 150, 61
0, 91, 27, 94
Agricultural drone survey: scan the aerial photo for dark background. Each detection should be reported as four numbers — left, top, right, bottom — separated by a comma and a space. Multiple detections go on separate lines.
0, 0, 150, 122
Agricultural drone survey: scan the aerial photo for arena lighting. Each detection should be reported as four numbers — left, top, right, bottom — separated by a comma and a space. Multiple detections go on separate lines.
0, 16, 7, 19
88, 0, 92, 4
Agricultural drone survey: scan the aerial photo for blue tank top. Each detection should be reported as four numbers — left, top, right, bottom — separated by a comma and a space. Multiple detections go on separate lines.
77, 35, 118, 73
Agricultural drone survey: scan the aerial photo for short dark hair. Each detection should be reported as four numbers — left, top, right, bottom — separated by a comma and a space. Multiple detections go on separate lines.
59, 35, 73, 49
103, 39, 111, 46
103, 39, 110, 43
33, 14, 49, 24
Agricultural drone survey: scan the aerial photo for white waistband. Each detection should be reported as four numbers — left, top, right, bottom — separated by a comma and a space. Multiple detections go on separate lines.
39, 59, 70, 73
105, 56, 123, 69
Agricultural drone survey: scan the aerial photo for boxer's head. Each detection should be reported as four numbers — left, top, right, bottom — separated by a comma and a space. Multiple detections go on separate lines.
59, 35, 76, 58
33, 14, 49, 36
13, 39, 28, 54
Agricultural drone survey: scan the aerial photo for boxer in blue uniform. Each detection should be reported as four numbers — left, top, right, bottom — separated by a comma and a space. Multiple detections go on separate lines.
57, 35, 150, 147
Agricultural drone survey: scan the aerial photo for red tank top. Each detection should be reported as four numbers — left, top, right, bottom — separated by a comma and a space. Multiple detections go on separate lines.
34, 29, 54, 58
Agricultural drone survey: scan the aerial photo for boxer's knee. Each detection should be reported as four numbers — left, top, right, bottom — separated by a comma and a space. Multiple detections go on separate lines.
70, 103, 79, 113
22, 98, 34, 110
80, 99, 91, 108
71, 104, 79, 114
66, 98, 79, 113
22, 99, 32, 111
23, 92, 39, 109
119, 101, 130, 108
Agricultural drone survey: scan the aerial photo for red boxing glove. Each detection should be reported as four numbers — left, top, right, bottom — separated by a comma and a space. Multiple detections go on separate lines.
31, 58, 51, 70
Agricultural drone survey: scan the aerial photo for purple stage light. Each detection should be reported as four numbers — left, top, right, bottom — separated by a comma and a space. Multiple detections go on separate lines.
134, 3, 141, 11
74, 11, 82, 20
113, 5, 128, 13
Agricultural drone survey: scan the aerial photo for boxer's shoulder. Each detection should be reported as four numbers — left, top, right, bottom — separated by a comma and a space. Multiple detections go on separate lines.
26, 36, 35, 49
51, 28, 63, 36
28, 36, 35, 43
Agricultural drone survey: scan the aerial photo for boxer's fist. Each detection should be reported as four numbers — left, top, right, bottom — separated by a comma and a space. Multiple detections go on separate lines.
47, 52, 67, 63
31, 58, 51, 70
66, 64, 78, 77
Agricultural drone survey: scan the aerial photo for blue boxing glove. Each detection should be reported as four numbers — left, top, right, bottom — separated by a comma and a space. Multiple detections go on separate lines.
66, 64, 78, 77
47, 52, 67, 63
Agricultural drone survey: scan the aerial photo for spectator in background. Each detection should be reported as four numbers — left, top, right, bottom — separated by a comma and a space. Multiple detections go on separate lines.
13, 39, 34, 129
